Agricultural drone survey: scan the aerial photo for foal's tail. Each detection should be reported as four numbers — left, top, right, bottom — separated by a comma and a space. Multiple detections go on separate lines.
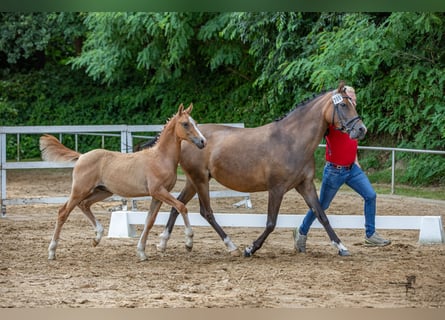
39, 134, 80, 163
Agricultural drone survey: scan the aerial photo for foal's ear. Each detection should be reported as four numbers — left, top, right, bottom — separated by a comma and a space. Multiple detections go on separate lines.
177, 103, 185, 115
184, 103, 193, 114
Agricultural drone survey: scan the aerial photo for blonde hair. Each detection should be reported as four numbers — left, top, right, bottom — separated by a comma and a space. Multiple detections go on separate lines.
344, 85, 357, 107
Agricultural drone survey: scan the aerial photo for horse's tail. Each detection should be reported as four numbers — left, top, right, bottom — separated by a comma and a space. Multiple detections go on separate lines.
39, 134, 81, 163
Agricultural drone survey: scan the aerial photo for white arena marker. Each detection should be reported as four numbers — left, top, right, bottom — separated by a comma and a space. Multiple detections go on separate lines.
419, 216, 445, 244
108, 211, 138, 238
108, 211, 445, 244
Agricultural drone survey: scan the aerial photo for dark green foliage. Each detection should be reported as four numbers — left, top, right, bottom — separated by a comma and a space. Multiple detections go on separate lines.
1, 12, 444, 185
0, 12, 52, 65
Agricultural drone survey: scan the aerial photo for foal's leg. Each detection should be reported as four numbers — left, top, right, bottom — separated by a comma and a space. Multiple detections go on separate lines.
244, 188, 284, 257
158, 179, 197, 252
137, 199, 163, 261
48, 197, 82, 260
138, 186, 190, 261
77, 188, 113, 247
152, 187, 193, 251
295, 181, 349, 256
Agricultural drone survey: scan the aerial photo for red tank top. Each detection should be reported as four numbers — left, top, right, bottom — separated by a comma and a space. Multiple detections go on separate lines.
325, 125, 357, 166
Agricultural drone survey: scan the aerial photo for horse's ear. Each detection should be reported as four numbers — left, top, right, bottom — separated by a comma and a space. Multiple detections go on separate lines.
337, 80, 346, 93
184, 103, 193, 114
178, 103, 185, 115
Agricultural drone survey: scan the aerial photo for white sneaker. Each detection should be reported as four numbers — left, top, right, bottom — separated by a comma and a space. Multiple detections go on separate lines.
365, 232, 391, 247
293, 228, 307, 253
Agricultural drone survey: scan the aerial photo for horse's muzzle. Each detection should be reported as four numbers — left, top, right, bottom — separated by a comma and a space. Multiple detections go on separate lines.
193, 137, 207, 149
349, 124, 367, 140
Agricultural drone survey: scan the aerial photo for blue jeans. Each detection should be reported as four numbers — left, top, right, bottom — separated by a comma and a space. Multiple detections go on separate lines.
299, 163, 377, 238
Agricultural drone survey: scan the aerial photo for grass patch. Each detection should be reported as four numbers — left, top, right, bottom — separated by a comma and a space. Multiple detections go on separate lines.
372, 184, 445, 201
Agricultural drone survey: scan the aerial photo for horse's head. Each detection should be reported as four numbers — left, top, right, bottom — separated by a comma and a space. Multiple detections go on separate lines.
329, 81, 367, 140
175, 103, 207, 149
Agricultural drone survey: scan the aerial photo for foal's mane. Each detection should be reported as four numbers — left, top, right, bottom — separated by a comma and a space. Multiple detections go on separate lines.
134, 112, 178, 152
274, 89, 331, 122
134, 133, 160, 151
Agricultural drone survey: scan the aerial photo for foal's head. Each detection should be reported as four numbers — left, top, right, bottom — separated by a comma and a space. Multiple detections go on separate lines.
328, 81, 367, 140
174, 103, 207, 149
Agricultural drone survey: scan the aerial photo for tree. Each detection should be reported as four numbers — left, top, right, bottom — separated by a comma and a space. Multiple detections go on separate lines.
0, 12, 52, 68
0, 12, 86, 70
69, 12, 210, 84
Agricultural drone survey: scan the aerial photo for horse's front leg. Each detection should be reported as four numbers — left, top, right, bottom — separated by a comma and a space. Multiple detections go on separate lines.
196, 185, 240, 256
137, 198, 163, 261
143, 187, 192, 259
244, 188, 283, 257
296, 182, 350, 256
157, 180, 197, 253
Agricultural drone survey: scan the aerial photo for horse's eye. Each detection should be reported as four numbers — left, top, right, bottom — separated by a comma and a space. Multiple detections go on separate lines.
182, 122, 189, 128
341, 103, 347, 108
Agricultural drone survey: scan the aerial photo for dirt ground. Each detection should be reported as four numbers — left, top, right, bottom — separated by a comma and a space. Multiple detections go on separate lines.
1, 169, 445, 308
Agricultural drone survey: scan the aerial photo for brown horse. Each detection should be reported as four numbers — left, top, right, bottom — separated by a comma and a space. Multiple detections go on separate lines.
40, 103, 206, 261
157, 82, 366, 257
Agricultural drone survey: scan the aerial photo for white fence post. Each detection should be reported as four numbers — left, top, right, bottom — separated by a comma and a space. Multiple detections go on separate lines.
1, 132, 6, 217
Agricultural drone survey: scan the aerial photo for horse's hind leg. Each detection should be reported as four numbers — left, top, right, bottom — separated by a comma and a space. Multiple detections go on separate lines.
244, 188, 283, 257
48, 198, 80, 260
77, 188, 113, 247
158, 178, 197, 252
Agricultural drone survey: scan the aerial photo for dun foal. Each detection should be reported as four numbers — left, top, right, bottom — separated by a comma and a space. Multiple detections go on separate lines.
40, 103, 206, 261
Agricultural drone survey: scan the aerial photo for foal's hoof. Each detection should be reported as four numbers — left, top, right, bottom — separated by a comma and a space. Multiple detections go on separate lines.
185, 244, 193, 252
230, 248, 242, 257
338, 249, 351, 256
137, 251, 148, 262
92, 239, 100, 247
156, 244, 166, 252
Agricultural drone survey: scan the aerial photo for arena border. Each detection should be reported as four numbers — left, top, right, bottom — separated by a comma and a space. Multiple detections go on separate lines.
108, 211, 445, 244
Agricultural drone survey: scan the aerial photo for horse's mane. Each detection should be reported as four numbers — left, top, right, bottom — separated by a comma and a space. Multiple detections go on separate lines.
274, 89, 332, 122
136, 89, 337, 150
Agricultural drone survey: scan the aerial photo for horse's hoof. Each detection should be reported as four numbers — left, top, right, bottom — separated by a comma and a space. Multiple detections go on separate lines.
185, 245, 193, 252
92, 239, 99, 247
48, 254, 56, 260
338, 249, 351, 256
243, 247, 253, 257
230, 248, 241, 257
